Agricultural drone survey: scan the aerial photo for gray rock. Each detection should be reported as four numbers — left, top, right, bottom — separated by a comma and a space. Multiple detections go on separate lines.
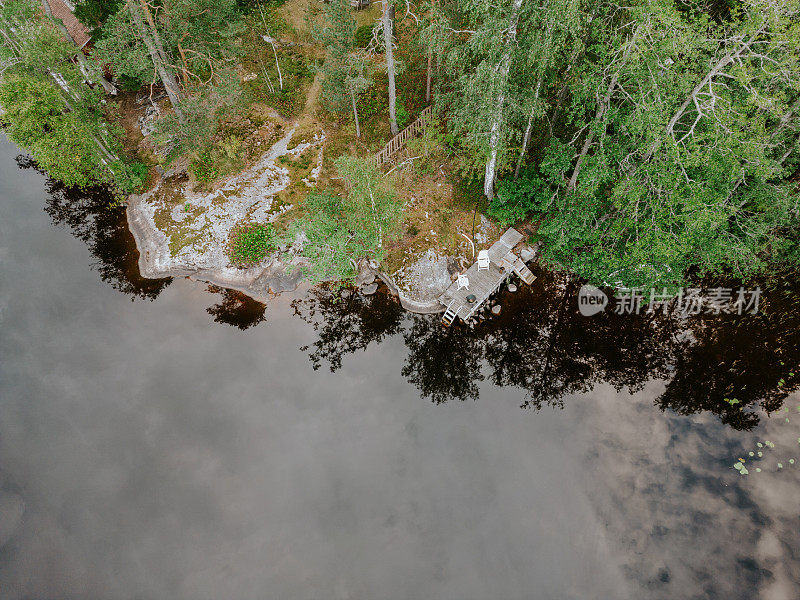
520, 241, 542, 263
361, 282, 378, 295
491, 305, 502, 315
138, 102, 160, 137
520, 247, 535, 262
508, 283, 517, 292
355, 259, 376, 286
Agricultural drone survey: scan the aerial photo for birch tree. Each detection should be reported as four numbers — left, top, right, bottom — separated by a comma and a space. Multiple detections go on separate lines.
37, 0, 117, 94
290, 156, 402, 283
513, 0, 581, 178
0, 0, 139, 189
429, 0, 534, 199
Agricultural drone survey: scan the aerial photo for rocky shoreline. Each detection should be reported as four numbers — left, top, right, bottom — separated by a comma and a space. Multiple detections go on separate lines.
128, 195, 539, 315
124, 114, 538, 314
127, 193, 448, 312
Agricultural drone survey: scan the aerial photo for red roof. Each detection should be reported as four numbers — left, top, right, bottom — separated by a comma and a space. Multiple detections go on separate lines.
45, 0, 91, 48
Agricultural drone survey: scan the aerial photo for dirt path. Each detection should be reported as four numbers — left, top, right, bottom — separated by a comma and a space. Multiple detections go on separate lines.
304, 73, 322, 114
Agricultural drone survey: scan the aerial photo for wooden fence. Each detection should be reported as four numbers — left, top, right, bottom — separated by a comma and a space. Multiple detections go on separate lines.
375, 105, 433, 168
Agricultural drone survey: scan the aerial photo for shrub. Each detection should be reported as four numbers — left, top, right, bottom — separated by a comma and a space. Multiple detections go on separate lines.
395, 102, 410, 130
354, 24, 373, 48
112, 160, 149, 193
488, 171, 546, 227
230, 223, 275, 266
357, 75, 388, 120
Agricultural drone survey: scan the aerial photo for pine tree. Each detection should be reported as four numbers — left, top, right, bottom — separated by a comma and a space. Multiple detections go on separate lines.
312, 0, 372, 137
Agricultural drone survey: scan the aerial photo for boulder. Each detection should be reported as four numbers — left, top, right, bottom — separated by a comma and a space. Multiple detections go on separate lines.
361, 282, 379, 295
355, 259, 376, 286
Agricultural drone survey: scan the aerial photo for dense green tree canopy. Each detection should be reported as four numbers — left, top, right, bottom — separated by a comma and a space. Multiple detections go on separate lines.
440, 0, 800, 288
0, 0, 140, 190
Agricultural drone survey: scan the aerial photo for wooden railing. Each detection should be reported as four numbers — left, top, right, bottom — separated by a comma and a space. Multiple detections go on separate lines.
375, 105, 433, 168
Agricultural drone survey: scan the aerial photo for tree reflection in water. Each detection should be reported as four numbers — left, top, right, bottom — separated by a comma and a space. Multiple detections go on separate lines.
206, 285, 268, 330
28, 153, 799, 427
293, 266, 800, 430
21, 155, 173, 300
292, 285, 404, 372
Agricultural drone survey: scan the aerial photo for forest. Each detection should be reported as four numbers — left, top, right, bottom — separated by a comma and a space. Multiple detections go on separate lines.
1, 0, 799, 289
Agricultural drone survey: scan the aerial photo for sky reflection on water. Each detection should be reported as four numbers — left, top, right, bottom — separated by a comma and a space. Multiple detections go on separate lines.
1, 137, 799, 599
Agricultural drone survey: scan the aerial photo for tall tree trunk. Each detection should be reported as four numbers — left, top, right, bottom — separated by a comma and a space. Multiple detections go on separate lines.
425, 0, 435, 104
483, 0, 523, 201
566, 71, 618, 193
350, 82, 361, 138
513, 76, 542, 179
425, 48, 432, 104
38, 0, 118, 95
382, 0, 398, 135
129, 0, 184, 122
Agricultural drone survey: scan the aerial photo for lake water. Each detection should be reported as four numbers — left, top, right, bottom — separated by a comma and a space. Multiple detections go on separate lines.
1, 135, 799, 599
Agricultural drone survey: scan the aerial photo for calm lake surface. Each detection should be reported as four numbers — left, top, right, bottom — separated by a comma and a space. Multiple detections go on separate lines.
1, 134, 799, 599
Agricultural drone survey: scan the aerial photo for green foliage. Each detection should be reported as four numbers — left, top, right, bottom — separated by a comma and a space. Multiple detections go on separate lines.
395, 102, 410, 130
230, 223, 276, 265
112, 160, 149, 193
0, 0, 135, 190
95, 0, 243, 90
488, 170, 546, 227
311, 0, 372, 122
356, 79, 388, 120
354, 24, 373, 49
290, 156, 402, 283
442, 0, 800, 290
405, 114, 448, 174
74, 0, 124, 41
190, 150, 222, 183
530, 0, 800, 289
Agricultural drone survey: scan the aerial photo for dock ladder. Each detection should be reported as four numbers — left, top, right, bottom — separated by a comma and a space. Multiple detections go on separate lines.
442, 298, 461, 326
511, 257, 536, 285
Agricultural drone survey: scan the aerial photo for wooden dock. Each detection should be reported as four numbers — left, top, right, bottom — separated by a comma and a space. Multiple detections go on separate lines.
439, 228, 536, 325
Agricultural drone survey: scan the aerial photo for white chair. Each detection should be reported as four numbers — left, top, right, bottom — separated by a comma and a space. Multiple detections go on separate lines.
457, 274, 469, 290
477, 250, 490, 272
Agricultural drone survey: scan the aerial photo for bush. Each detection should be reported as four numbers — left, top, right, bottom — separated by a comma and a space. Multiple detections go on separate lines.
113, 160, 149, 193
488, 171, 546, 227
230, 223, 275, 265
354, 24, 373, 48
357, 76, 388, 120
244, 52, 313, 117
396, 102, 410, 130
